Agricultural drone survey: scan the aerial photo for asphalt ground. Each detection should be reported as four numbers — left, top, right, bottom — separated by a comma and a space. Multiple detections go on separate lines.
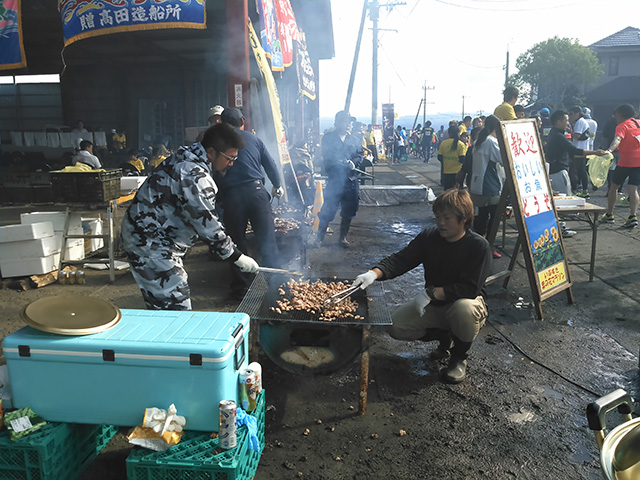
0, 153, 639, 479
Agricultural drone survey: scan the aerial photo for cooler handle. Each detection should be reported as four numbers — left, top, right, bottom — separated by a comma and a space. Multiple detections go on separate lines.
233, 324, 245, 371
586, 389, 635, 449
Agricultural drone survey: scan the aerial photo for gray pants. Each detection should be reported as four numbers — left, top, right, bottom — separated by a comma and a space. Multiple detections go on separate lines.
390, 295, 488, 344
549, 170, 571, 196
127, 252, 192, 310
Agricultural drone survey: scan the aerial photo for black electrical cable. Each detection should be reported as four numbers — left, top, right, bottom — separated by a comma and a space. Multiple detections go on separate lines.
485, 317, 603, 398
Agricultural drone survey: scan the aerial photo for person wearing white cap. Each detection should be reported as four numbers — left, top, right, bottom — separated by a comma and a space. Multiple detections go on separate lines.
208, 105, 224, 126
196, 106, 225, 143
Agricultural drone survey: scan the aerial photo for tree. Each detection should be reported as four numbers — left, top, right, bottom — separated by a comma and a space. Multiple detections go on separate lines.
509, 37, 603, 109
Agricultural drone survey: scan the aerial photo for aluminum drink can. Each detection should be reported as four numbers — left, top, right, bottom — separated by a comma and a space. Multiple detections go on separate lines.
240, 368, 257, 412
218, 400, 237, 450
248, 362, 262, 394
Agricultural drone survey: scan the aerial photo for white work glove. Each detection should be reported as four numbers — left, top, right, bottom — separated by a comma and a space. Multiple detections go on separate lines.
353, 270, 377, 290
234, 254, 259, 273
346, 160, 356, 171
414, 289, 431, 316
272, 186, 284, 199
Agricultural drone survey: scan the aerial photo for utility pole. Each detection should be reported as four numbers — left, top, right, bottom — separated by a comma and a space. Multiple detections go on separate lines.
504, 44, 510, 88
370, 0, 406, 126
344, 0, 369, 113
370, 0, 379, 126
462, 95, 468, 119
422, 81, 435, 125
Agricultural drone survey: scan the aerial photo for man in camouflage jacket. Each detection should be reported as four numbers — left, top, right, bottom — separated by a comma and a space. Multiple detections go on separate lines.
122, 123, 259, 310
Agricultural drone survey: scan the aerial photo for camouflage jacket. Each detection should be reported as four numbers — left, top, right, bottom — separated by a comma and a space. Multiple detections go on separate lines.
122, 142, 240, 261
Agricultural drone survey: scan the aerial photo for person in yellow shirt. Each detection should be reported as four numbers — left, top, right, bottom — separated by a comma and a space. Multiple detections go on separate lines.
438, 125, 468, 189
150, 144, 171, 169
458, 116, 472, 135
365, 124, 378, 163
112, 127, 127, 153
493, 86, 519, 121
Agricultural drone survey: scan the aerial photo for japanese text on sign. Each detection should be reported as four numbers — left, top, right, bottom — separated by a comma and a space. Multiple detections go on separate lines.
59, 0, 206, 47
538, 262, 566, 293
505, 122, 551, 219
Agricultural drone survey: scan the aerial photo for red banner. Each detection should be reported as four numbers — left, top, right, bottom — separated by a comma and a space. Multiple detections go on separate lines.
274, 0, 299, 68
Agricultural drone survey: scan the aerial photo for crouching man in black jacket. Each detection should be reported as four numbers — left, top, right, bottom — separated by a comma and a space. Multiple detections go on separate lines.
353, 188, 491, 383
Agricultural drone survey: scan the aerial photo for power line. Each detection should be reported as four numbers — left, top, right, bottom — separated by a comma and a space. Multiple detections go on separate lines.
377, 41, 407, 87
434, 0, 582, 11
452, 56, 504, 69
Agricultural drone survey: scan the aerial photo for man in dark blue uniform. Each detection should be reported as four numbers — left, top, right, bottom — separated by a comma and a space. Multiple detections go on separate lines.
315, 110, 364, 248
217, 108, 284, 299
421, 121, 435, 162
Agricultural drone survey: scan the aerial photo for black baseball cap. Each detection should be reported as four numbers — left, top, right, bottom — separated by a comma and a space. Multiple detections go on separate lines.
220, 107, 244, 127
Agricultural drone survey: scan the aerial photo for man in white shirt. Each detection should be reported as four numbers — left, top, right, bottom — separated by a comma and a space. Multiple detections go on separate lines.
568, 106, 591, 198
72, 140, 102, 169
583, 107, 598, 151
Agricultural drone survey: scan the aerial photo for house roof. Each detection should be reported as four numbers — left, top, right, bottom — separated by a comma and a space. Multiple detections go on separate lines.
590, 27, 640, 49
586, 76, 640, 103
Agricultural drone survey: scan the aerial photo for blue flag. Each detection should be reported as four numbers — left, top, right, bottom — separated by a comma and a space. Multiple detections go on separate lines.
58, 0, 206, 47
0, 0, 27, 70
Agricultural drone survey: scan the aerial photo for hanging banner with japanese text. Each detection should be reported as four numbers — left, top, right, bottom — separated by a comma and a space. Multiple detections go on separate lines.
256, 0, 283, 71
294, 32, 315, 100
0, 0, 27, 70
499, 120, 571, 298
58, 0, 206, 47
274, 0, 298, 68
382, 104, 395, 143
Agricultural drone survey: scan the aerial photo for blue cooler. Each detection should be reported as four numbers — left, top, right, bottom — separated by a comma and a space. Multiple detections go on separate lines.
2, 309, 249, 432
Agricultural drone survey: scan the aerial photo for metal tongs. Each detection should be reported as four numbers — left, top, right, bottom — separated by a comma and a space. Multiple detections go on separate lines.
257, 267, 303, 277
323, 284, 360, 307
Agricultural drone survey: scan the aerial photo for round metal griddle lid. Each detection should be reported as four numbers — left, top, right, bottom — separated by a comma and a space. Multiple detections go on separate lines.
20, 295, 121, 335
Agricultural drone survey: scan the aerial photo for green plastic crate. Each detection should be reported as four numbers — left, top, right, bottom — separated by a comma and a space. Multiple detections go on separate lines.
0, 423, 117, 480
126, 391, 266, 480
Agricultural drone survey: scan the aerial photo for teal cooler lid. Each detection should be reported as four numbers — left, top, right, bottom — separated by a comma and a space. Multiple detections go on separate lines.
3, 309, 249, 369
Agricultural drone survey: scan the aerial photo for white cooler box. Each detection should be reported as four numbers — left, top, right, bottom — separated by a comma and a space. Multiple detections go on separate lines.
2, 309, 250, 432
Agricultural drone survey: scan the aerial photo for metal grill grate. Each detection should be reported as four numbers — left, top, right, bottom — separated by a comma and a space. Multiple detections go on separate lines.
236, 272, 392, 325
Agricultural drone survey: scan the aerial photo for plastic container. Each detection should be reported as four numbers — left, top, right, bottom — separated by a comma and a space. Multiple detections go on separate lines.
126, 391, 265, 480
0, 423, 117, 480
50, 169, 122, 203
3, 310, 250, 431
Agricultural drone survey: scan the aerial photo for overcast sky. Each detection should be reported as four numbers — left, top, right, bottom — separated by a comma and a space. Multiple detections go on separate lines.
318, 0, 636, 124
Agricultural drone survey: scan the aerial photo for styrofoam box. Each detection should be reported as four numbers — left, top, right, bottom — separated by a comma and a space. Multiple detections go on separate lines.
61, 241, 84, 262
82, 218, 104, 251
0, 234, 83, 263
0, 236, 60, 259
3, 310, 250, 431
21, 212, 82, 232
0, 252, 60, 278
52, 232, 84, 251
121, 176, 147, 192
553, 195, 586, 207
0, 222, 54, 243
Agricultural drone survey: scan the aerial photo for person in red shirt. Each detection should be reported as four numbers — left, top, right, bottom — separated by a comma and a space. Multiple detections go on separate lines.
602, 104, 640, 228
